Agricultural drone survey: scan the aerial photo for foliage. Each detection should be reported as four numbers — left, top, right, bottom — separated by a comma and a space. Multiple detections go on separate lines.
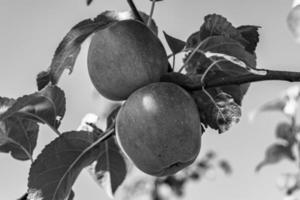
1, 1, 300, 200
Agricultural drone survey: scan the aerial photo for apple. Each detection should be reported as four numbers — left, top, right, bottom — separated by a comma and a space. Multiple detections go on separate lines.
116, 82, 201, 176
87, 19, 168, 101
103, 10, 158, 35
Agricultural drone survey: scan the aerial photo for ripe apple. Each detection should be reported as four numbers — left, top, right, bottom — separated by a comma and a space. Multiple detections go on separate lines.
87, 20, 168, 101
103, 10, 158, 35
116, 82, 201, 176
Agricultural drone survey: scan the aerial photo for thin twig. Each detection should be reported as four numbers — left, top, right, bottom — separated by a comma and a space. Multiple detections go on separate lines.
127, 0, 144, 23
172, 55, 176, 70
147, 0, 156, 27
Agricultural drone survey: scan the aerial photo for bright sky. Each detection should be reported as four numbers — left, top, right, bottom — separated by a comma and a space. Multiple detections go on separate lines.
1, 0, 300, 200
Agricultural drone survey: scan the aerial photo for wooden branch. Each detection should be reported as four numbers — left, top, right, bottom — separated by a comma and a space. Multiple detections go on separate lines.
189, 69, 300, 90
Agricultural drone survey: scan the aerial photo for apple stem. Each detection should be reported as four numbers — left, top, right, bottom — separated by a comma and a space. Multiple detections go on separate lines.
147, 0, 157, 27
127, 0, 144, 23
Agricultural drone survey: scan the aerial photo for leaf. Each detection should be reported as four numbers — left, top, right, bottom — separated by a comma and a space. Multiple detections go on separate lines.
255, 143, 296, 172
67, 190, 75, 200
17, 193, 28, 200
36, 12, 118, 90
106, 106, 121, 130
160, 72, 199, 89
275, 122, 297, 144
163, 31, 186, 55
237, 25, 260, 54
27, 131, 101, 200
199, 14, 248, 48
192, 90, 241, 133
186, 15, 260, 55
89, 137, 127, 197
86, 0, 93, 6
0, 85, 65, 130
0, 97, 39, 161
199, 36, 256, 69
185, 36, 257, 105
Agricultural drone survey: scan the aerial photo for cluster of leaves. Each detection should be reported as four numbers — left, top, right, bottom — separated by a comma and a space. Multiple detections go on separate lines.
120, 151, 231, 200
0, 4, 258, 200
162, 14, 260, 133
2, 0, 297, 199
253, 85, 300, 197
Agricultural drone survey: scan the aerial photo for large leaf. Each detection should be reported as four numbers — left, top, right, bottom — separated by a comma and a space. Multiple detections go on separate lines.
199, 14, 247, 44
27, 131, 101, 200
0, 85, 65, 130
89, 137, 127, 197
198, 36, 256, 69
163, 31, 186, 55
184, 36, 257, 106
186, 14, 260, 55
255, 143, 295, 172
0, 97, 39, 161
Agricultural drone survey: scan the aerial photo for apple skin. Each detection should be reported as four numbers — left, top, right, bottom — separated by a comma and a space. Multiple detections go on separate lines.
116, 82, 201, 177
103, 10, 158, 35
87, 20, 168, 101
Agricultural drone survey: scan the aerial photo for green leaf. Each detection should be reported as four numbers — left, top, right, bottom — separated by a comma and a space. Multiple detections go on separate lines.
199, 14, 248, 48
192, 90, 241, 133
17, 193, 28, 200
106, 106, 121, 130
237, 25, 260, 54
0, 97, 39, 161
186, 15, 260, 55
27, 131, 101, 200
198, 36, 256, 69
163, 31, 186, 55
255, 143, 295, 172
0, 85, 65, 130
89, 137, 127, 197
160, 72, 199, 89
67, 190, 75, 200
185, 36, 257, 105
36, 12, 118, 90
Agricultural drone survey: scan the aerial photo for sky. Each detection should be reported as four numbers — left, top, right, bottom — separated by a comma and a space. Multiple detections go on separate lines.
1, 0, 300, 200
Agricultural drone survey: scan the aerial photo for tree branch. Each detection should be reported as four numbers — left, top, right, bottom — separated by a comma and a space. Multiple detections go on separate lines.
191, 69, 300, 90
127, 0, 144, 23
